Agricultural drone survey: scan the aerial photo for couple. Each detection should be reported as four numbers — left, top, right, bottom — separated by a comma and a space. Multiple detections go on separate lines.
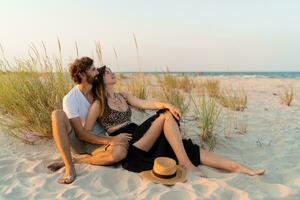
48, 57, 265, 184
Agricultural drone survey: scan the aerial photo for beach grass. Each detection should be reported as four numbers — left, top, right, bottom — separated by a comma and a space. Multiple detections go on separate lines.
217, 86, 247, 111
160, 73, 179, 89
204, 79, 220, 98
280, 85, 294, 106
156, 74, 190, 114
177, 75, 195, 92
192, 96, 221, 150
224, 111, 247, 137
237, 119, 247, 134
0, 41, 72, 138
127, 73, 148, 100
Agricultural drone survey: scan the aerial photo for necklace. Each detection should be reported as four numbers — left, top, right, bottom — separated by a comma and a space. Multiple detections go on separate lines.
108, 93, 127, 111
108, 93, 120, 104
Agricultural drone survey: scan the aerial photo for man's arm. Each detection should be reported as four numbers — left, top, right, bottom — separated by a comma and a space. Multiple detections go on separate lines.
71, 101, 132, 146
71, 117, 132, 147
70, 117, 110, 145
63, 97, 109, 145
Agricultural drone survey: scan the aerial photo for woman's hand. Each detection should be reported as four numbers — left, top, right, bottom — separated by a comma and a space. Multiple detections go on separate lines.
164, 103, 182, 120
108, 133, 132, 149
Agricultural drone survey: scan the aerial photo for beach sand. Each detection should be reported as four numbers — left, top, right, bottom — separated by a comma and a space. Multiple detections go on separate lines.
1, 77, 300, 200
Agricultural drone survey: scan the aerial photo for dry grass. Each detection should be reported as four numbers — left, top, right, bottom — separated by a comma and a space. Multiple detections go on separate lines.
114, 74, 124, 93
223, 111, 247, 138
161, 73, 179, 88
133, 33, 141, 72
237, 120, 247, 134
217, 86, 247, 111
95, 41, 104, 66
177, 76, 195, 92
127, 73, 147, 100
280, 86, 294, 106
156, 74, 190, 114
192, 96, 221, 151
0, 41, 72, 137
204, 79, 220, 98
194, 80, 206, 96
113, 48, 119, 69
119, 73, 127, 79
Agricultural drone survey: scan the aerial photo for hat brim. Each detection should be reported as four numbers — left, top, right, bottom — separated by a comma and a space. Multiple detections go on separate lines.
139, 165, 187, 186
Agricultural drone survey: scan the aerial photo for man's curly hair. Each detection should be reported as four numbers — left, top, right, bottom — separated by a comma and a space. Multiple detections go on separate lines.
69, 57, 94, 84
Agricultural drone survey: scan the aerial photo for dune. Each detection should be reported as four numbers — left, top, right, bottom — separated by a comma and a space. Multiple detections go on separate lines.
0, 77, 300, 199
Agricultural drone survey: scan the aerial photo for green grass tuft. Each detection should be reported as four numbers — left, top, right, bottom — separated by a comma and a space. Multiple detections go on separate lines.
192, 96, 221, 151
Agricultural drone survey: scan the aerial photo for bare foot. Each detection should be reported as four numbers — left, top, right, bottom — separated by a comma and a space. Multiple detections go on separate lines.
236, 165, 266, 176
58, 166, 76, 184
47, 161, 65, 172
248, 169, 265, 176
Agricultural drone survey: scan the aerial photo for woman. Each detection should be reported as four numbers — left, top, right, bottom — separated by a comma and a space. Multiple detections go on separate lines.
85, 66, 265, 177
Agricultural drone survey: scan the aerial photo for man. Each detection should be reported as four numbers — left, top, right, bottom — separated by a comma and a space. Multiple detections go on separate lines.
49, 57, 131, 184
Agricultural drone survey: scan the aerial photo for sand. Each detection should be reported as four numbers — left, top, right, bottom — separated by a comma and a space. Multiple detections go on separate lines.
1, 77, 300, 200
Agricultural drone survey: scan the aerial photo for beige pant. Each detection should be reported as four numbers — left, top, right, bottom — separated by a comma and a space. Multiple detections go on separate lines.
69, 128, 108, 155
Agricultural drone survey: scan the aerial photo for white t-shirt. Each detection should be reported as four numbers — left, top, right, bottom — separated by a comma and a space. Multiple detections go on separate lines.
63, 85, 105, 135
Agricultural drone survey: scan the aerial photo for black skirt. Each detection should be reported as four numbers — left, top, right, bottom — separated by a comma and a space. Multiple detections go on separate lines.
110, 109, 202, 173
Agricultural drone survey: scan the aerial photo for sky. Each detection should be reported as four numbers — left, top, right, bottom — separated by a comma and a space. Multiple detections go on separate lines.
0, 0, 300, 72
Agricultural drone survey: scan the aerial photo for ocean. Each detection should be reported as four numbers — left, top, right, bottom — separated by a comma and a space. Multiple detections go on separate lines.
124, 72, 300, 79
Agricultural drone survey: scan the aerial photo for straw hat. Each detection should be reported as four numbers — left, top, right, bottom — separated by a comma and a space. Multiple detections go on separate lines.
139, 157, 187, 186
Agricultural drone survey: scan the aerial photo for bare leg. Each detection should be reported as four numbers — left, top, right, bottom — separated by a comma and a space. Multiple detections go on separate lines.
159, 111, 200, 172
51, 110, 76, 184
134, 111, 199, 173
200, 149, 265, 176
48, 145, 128, 171
75, 145, 127, 165
133, 114, 165, 151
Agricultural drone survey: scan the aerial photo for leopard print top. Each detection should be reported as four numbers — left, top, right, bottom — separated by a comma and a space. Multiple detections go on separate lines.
101, 93, 132, 130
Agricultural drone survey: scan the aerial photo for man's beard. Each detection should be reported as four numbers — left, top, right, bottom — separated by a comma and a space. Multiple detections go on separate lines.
86, 73, 97, 84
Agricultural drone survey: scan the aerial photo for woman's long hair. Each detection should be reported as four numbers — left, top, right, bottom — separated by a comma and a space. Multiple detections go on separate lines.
93, 65, 109, 119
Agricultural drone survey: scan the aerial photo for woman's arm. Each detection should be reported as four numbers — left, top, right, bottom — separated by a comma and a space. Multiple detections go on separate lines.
84, 101, 101, 132
121, 92, 182, 120
71, 101, 109, 145
79, 100, 132, 146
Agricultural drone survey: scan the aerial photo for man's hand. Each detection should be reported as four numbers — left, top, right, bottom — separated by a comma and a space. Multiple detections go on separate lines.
108, 133, 132, 149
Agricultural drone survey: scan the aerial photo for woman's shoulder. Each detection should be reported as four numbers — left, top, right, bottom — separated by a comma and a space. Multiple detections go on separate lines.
92, 99, 101, 107
118, 92, 132, 103
118, 92, 130, 99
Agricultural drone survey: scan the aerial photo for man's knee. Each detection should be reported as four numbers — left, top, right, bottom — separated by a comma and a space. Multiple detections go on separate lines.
51, 109, 71, 133
51, 109, 66, 122
110, 146, 128, 162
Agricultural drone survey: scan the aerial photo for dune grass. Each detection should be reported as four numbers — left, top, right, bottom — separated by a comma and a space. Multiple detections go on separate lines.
127, 73, 148, 100
237, 119, 247, 134
204, 79, 220, 98
280, 85, 294, 106
161, 73, 179, 89
217, 86, 247, 111
0, 41, 72, 138
177, 76, 195, 92
223, 111, 247, 138
192, 96, 221, 151
194, 80, 206, 97
156, 74, 190, 115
